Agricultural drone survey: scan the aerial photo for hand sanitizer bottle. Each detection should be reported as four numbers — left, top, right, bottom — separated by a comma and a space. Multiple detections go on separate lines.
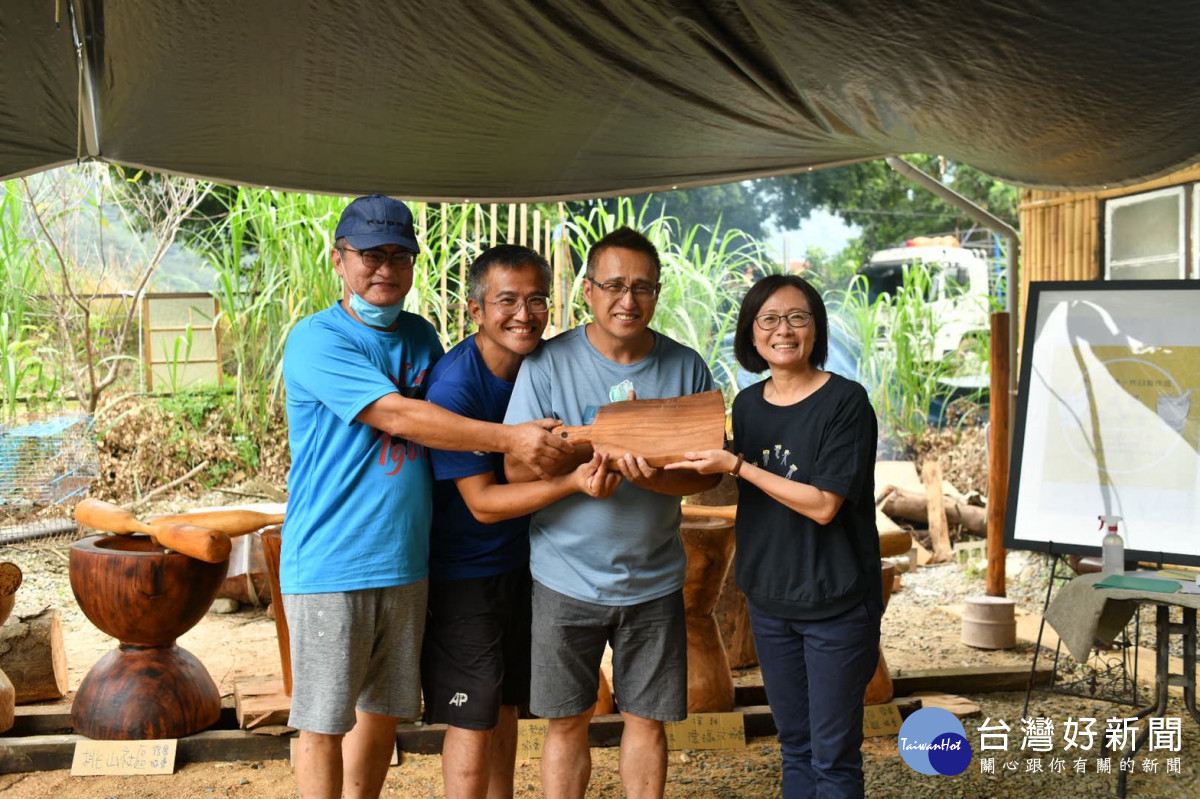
1099, 515, 1124, 576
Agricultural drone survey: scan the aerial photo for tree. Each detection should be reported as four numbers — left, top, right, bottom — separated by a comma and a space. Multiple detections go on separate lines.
751, 155, 1019, 257
20, 166, 212, 412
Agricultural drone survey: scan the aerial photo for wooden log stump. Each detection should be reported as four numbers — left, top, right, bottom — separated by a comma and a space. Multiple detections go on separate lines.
0, 608, 68, 703
0, 561, 23, 732
863, 561, 896, 706
681, 517, 736, 713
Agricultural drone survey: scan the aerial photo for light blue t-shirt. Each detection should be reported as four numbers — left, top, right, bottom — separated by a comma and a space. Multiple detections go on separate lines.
280, 302, 442, 594
503, 325, 715, 606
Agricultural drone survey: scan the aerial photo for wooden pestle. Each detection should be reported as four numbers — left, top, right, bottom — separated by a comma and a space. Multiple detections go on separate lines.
73, 499, 231, 564
148, 508, 285, 537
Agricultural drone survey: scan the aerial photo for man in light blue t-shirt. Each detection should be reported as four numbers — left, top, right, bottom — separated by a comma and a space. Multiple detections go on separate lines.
281, 196, 572, 799
504, 227, 720, 799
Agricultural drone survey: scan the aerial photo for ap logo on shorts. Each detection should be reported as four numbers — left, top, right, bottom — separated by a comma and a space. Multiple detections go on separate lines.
898, 707, 973, 776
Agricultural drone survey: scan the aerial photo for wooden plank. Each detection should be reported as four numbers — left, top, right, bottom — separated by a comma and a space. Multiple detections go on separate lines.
176, 728, 291, 764
0, 696, 939, 773
987, 311, 1011, 596
9, 702, 239, 738
923, 461, 953, 562
235, 677, 291, 729
893, 665, 1052, 695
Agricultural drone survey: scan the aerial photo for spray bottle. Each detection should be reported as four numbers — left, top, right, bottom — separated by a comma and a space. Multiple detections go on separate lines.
1099, 515, 1125, 576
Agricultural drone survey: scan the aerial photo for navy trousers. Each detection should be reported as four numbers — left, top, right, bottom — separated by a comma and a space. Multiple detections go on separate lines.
750, 600, 882, 798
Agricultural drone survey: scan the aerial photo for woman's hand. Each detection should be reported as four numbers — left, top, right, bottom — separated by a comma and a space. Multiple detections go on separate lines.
663, 449, 738, 475
574, 452, 622, 498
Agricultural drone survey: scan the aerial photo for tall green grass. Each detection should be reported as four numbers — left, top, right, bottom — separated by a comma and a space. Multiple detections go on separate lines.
831, 262, 987, 452
564, 198, 764, 398
0, 183, 59, 420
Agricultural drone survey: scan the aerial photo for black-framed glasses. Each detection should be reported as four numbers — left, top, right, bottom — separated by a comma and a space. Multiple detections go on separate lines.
755, 311, 813, 330
485, 295, 551, 315
338, 246, 415, 270
588, 279, 660, 300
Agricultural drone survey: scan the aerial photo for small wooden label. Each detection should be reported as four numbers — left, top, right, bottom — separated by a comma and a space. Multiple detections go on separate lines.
516, 719, 550, 760
71, 739, 177, 775
664, 713, 745, 750
863, 703, 903, 738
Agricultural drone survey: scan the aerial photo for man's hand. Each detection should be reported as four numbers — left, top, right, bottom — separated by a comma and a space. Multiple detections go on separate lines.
507, 419, 575, 480
573, 452, 622, 498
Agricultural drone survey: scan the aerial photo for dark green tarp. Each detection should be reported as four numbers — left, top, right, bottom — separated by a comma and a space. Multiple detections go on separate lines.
3, 1, 1199, 199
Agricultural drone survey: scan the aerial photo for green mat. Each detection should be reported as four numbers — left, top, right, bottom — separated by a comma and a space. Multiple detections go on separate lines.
1094, 575, 1181, 593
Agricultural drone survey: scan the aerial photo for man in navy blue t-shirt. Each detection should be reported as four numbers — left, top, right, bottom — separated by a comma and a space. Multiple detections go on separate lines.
422, 245, 619, 799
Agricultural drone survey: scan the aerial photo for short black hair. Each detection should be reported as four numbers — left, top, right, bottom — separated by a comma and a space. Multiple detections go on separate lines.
734, 274, 829, 373
467, 244, 551, 303
585, 226, 661, 279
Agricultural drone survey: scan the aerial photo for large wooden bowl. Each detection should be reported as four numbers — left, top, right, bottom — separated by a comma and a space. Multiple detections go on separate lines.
69, 534, 228, 646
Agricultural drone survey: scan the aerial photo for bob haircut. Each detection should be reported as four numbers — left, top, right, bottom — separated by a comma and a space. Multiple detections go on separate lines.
733, 273, 829, 373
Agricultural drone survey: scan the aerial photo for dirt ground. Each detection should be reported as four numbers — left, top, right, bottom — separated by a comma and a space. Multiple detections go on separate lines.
1, 537, 1198, 798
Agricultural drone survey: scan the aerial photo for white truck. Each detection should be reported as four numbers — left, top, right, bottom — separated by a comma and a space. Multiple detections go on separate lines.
858, 242, 994, 363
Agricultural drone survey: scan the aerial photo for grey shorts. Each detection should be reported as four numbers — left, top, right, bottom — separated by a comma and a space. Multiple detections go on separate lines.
531, 581, 687, 722
283, 580, 427, 735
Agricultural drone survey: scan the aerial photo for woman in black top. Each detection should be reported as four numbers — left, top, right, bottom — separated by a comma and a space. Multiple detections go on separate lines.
668, 274, 881, 798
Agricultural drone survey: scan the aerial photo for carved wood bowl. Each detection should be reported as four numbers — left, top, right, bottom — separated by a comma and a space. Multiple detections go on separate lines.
69, 534, 228, 646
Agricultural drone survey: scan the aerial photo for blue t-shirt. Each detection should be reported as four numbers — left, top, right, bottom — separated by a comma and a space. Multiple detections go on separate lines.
504, 325, 715, 606
425, 335, 530, 582
280, 302, 442, 594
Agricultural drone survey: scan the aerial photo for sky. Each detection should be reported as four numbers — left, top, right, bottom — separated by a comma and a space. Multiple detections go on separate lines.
767, 208, 861, 263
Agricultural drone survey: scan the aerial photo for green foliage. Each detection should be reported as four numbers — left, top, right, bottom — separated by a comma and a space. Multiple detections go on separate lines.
754, 155, 1018, 253
830, 262, 986, 453
159, 387, 228, 430
569, 183, 767, 241
564, 198, 766, 401
0, 184, 61, 420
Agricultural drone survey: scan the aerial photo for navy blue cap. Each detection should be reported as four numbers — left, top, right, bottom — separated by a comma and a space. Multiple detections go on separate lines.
335, 194, 419, 252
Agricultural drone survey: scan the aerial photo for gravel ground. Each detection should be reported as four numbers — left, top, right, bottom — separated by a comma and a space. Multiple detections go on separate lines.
1, 535, 1198, 797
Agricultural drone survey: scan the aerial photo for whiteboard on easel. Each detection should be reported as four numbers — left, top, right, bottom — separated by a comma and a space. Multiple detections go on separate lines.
1005, 280, 1200, 565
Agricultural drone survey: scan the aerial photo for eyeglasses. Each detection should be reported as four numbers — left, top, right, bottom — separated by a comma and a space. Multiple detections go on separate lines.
754, 311, 813, 330
338, 246, 415, 270
588, 279, 660, 300
485, 295, 551, 315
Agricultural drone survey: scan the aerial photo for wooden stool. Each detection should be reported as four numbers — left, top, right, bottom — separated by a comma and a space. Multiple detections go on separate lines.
69, 535, 227, 739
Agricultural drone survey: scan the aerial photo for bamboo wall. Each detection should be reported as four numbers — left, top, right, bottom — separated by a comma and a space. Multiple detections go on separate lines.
1018, 162, 1200, 312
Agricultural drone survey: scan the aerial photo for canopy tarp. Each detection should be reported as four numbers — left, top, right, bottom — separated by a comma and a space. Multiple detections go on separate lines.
3, 1, 1198, 200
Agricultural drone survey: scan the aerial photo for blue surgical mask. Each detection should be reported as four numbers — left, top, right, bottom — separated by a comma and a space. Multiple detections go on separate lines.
347, 291, 404, 329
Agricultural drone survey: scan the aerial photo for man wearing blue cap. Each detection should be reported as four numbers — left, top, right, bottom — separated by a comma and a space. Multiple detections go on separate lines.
280, 195, 573, 799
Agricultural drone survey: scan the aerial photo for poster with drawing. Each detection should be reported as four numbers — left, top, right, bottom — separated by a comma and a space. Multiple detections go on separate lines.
1005, 280, 1200, 565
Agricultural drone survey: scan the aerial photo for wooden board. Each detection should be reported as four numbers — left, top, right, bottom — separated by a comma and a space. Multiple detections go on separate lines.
552, 391, 725, 467
234, 677, 291, 730
912, 691, 981, 717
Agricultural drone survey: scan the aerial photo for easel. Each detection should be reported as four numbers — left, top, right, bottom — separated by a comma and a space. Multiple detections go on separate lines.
1023, 546, 1142, 718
